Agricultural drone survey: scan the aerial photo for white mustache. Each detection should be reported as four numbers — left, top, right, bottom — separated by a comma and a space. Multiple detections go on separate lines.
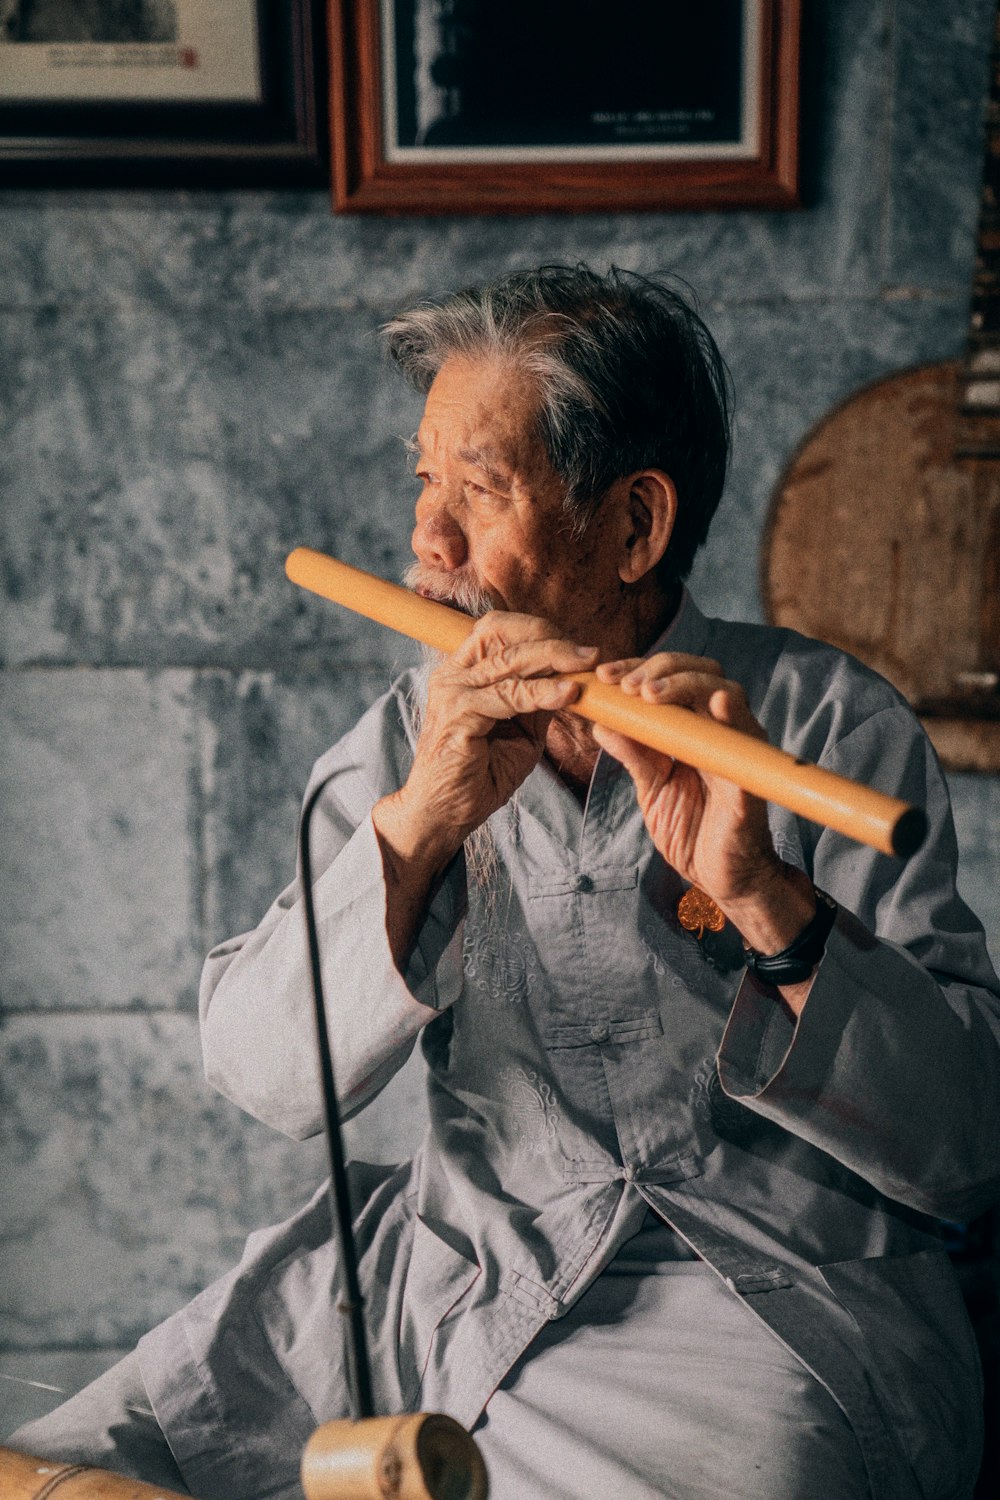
402, 562, 494, 619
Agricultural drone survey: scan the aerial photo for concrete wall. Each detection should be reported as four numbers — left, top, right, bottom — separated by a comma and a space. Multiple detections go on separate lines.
2, 0, 999, 1437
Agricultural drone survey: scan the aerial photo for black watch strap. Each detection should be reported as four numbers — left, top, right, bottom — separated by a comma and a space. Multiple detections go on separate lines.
743, 886, 838, 986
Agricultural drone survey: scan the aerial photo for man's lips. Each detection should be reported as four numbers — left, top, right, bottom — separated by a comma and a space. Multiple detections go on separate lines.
416, 585, 463, 608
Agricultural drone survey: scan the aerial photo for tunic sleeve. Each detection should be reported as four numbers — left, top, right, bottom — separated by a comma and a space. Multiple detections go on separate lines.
717, 702, 1000, 1222
198, 687, 467, 1141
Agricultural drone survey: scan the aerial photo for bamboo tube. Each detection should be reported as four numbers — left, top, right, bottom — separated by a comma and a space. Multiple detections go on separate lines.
301, 1414, 488, 1500
0, 1446, 190, 1499
285, 548, 927, 858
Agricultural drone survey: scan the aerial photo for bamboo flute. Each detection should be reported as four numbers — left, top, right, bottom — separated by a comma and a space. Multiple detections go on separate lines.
285, 547, 927, 859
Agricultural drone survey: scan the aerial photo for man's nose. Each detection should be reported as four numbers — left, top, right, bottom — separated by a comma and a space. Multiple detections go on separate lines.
411, 494, 468, 570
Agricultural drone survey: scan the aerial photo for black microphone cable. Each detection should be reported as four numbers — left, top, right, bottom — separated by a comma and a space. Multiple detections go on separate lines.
298, 774, 375, 1422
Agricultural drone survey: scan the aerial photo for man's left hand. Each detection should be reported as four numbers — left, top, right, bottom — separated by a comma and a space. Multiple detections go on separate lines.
591, 652, 818, 1008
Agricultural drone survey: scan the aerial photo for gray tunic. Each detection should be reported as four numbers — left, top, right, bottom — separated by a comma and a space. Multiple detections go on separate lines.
138, 594, 999, 1500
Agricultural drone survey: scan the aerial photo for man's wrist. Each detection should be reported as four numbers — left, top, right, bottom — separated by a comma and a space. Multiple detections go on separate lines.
371, 793, 462, 974
743, 887, 837, 985
371, 792, 461, 886
722, 861, 818, 957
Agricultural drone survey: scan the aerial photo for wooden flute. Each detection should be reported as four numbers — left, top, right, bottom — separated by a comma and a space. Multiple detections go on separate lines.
285, 547, 927, 859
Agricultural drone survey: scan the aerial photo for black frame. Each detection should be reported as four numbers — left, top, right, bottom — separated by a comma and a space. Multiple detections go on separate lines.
0, 0, 328, 187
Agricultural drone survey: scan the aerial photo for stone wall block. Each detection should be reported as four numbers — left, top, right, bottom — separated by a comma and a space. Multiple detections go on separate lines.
0, 304, 425, 669
0, 670, 201, 1012
1, 1012, 322, 1345
0, 1011, 429, 1348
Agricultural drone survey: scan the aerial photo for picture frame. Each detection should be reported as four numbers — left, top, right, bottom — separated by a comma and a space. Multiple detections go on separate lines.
0, 0, 328, 187
329, 0, 801, 214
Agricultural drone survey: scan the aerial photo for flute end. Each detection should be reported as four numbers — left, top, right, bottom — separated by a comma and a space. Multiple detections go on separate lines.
285, 546, 312, 583
891, 805, 928, 859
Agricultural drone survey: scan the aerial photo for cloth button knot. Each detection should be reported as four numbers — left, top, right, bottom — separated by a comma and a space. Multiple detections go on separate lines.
574, 873, 594, 893
590, 1023, 610, 1043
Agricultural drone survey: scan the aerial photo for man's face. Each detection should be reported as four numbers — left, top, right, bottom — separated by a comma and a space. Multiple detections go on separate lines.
409, 356, 625, 645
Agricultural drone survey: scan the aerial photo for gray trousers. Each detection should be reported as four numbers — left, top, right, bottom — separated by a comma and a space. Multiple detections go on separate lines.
9, 1265, 876, 1500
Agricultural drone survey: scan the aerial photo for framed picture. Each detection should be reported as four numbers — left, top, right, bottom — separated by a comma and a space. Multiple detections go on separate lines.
329, 0, 801, 214
0, 0, 327, 185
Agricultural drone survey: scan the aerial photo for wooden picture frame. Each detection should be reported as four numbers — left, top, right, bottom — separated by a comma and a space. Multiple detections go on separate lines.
329, 0, 801, 214
0, 0, 328, 187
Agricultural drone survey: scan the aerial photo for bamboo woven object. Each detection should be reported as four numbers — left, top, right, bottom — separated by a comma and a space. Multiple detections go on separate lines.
285, 548, 927, 858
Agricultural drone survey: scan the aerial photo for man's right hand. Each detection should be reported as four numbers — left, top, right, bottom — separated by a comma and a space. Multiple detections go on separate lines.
373, 612, 598, 887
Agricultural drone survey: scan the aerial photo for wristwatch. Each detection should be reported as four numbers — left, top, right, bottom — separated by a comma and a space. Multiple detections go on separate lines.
743, 886, 838, 986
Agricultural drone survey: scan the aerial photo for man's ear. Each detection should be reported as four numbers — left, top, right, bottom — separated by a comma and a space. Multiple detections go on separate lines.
618, 470, 677, 584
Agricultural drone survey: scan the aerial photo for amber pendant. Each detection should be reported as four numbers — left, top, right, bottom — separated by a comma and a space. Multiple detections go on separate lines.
677, 886, 726, 941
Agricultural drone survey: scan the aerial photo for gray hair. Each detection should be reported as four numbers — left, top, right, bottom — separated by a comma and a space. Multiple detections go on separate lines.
382, 264, 732, 582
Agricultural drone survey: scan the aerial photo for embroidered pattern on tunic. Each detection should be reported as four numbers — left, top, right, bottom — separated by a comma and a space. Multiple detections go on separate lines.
498, 1066, 559, 1155
463, 926, 537, 1004
640, 936, 668, 976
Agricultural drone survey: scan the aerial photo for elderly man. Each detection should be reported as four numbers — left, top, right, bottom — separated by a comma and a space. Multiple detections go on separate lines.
12, 266, 1000, 1499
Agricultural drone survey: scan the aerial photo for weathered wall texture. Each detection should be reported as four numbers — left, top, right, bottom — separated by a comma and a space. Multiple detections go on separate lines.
2, 0, 999, 1436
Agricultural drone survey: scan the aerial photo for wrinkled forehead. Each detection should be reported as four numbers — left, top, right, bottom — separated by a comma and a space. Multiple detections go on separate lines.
417, 355, 551, 481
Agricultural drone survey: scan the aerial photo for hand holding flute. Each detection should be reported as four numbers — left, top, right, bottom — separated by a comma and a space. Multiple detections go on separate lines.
373, 610, 598, 885
587, 648, 822, 989
286, 549, 927, 1005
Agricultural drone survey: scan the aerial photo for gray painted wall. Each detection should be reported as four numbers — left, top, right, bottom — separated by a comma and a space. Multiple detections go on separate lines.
2, 0, 999, 1437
